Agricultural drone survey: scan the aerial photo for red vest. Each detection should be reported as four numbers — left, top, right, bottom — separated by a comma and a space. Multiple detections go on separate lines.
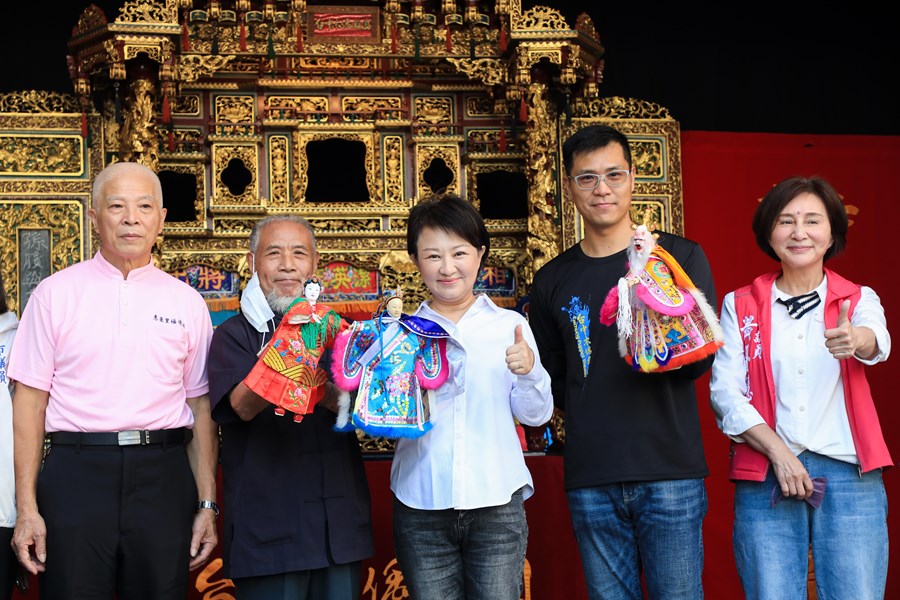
729, 269, 892, 481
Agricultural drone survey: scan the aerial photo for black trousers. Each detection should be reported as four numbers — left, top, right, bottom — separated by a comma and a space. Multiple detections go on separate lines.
37, 443, 197, 600
0, 527, 15, 600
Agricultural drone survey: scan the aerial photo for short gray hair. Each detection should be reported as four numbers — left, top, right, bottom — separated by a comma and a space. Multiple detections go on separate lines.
249, 215, 317, 254
92, 162, 164, 209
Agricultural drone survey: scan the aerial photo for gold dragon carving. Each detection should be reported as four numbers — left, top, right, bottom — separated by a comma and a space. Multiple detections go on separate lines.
522, 81, 559, 285
114, 0, 176, 24
0, 136, 83, 177
0, 91, 80, 113
119, 78, 159, 170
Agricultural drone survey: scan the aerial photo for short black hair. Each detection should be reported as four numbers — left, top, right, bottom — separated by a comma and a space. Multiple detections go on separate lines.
407, 194, 490, 268
752, 176, 848, 262
562, 125, 632, 175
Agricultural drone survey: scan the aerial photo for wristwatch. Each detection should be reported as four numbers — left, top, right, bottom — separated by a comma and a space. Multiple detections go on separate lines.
197, 500, 219, 516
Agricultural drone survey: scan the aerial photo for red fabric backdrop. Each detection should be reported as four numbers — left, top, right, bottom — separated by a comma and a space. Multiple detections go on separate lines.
682, 131, 900, 598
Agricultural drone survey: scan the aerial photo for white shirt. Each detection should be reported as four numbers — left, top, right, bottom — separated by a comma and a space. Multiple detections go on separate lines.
391, 295, 554, 510
710, 276, 890, 464
1, 310, 18, 528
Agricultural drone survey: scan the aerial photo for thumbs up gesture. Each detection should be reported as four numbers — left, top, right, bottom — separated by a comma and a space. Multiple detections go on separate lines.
824, 300, 856, 360
506, 324, 535, 375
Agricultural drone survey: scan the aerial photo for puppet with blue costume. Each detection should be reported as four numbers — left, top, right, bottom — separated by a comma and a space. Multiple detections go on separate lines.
331, 288, 450, 438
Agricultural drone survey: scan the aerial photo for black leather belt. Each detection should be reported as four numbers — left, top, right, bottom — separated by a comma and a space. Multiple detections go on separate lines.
48, 428, 192, 447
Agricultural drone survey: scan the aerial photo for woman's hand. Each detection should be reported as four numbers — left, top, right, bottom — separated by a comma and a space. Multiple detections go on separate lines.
824, 300, 857, 360
769, 444, 815, 500
506, 324, 535, 375
742, 424, 814, 499
824, 299, 879, 360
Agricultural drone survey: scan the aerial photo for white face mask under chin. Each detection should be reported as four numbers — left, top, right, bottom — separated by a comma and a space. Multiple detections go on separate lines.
241, 272, 275, 334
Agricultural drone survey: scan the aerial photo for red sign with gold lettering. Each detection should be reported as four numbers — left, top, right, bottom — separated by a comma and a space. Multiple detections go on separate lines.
308, 6, 380, 44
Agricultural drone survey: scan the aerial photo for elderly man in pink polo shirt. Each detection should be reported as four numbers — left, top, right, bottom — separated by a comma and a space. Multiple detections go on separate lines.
8, 162, 218, 599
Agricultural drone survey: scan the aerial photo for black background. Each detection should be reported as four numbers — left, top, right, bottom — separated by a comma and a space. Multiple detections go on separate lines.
4, 1, 896, 135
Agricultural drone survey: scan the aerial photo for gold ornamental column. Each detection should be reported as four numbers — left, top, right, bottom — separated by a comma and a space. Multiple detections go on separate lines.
119, 56, 160, 170
522, 67, 559, 284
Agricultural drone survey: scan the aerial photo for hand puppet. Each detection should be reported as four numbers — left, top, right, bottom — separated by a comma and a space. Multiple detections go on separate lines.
599, 226, 724, 372
243, 276, 344, 422
331, 289, 450, 438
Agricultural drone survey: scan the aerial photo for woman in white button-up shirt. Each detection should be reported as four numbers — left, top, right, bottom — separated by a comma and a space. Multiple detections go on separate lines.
391, 194, 554, 600
710, 176, 891, 600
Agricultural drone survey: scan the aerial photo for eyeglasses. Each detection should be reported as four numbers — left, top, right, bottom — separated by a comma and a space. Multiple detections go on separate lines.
570, 169, 631, 190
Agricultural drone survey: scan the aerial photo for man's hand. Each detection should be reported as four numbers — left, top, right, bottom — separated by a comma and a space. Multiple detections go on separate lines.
12, 509, 47, 575
188, 509, 217, 571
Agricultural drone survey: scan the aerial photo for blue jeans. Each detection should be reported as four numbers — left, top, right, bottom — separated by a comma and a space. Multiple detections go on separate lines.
733, 451, 888, 600
392, 490, 527, 600
567, 479, 706, 600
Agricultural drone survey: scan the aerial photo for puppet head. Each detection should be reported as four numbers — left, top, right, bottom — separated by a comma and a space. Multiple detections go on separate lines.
303, 276, 323, 304
628, 225, 659, 273
375, 288, 404, 319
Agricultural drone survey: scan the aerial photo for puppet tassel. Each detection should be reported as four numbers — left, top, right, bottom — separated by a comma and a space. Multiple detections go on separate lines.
616, 277, 633, 338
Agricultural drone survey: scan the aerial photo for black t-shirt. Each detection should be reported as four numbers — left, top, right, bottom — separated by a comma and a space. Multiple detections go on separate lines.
529, 232, 715, 489
207, 314, 373, 578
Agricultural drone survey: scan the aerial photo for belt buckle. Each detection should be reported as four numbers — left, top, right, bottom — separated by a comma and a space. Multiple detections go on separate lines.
117, 430, 143, 446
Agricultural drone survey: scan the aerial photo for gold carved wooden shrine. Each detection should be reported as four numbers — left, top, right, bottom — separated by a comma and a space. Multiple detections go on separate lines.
0, 1, 684, 454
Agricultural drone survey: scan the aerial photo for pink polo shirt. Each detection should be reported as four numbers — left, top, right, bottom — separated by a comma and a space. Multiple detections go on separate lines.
8, 252, 212, 432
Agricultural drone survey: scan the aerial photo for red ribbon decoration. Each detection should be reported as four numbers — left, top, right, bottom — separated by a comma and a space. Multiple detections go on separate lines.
391, 21, 398, 54
519, 97, 527, 122
81, 111, 88, 138
499, 18, 508, 52
499, 127, 507, 152
240, 19, 247, 51
181, 13, 190, 51
167, 129, 176, 152
162, 94, 171, 124
445, 27, 452, 52
296, 22, 304, 52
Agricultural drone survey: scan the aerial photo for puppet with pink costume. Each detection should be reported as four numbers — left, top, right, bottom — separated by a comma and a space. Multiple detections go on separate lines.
331, 288, 450, 438
243, 276, 345, 422
600, 225, 724, 372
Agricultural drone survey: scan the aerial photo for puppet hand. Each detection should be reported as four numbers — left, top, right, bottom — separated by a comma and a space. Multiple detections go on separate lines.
505, 324, 535, 375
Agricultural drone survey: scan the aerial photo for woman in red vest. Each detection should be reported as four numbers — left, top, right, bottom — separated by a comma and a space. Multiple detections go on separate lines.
710, 176, 891, 600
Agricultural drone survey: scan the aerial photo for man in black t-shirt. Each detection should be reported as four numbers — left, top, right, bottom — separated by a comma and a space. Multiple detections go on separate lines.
530, 125, 715, 599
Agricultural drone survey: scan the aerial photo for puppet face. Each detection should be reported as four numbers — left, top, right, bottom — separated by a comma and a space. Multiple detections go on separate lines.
249, 220, 319, 302
769, 192, 833, 275
386, 297, 403, 318
304, 281, 322, 302
89, 167, 166, 273
632, 226, 650, 256
563, 143, 635, 236
413, 226, 485, 314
